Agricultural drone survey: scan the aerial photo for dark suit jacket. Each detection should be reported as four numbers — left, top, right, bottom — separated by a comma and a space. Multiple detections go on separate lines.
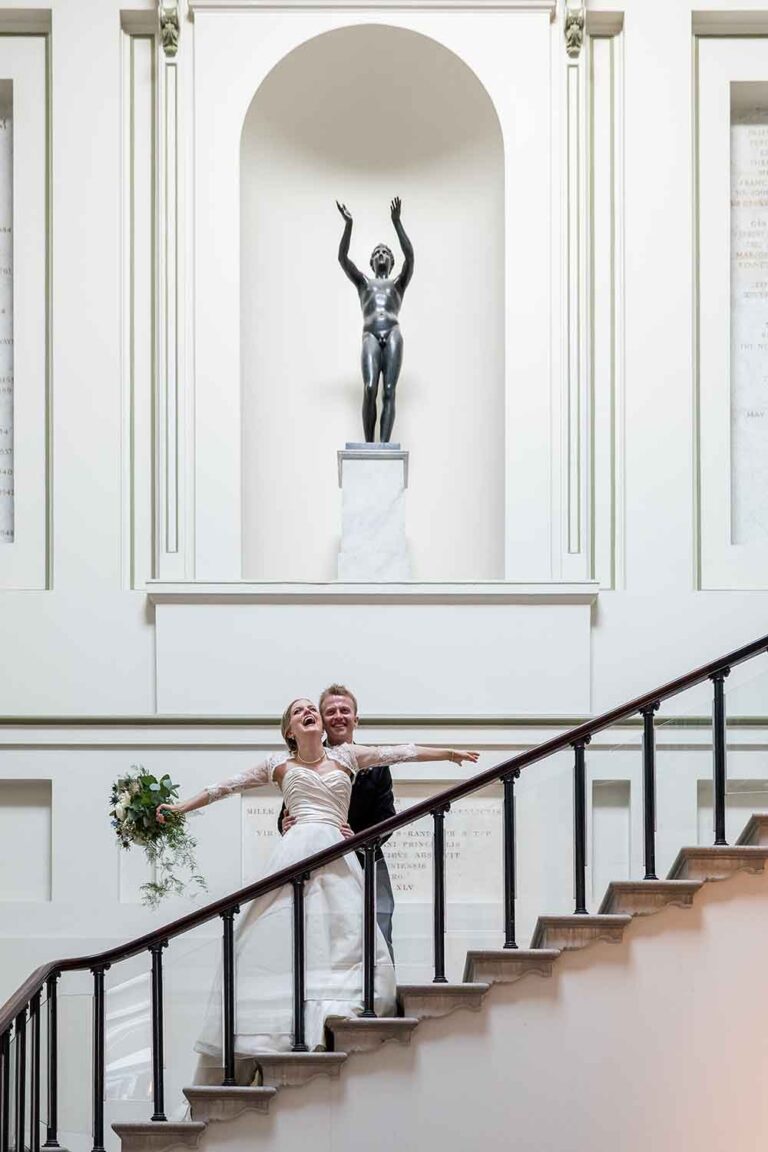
278, 765, 395, 859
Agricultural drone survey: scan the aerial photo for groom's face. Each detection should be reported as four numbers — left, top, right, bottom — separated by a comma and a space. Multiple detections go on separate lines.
320, 694, 357, 746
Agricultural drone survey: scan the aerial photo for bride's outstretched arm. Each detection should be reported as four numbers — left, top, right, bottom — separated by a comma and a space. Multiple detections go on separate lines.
157, 758, 276, 822
350, 744, 479, 771
156, 789, 210, 821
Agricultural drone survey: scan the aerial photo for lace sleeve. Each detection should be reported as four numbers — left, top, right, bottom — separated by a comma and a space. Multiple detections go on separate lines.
346, 743, 418, 773
205, 753, 281, 803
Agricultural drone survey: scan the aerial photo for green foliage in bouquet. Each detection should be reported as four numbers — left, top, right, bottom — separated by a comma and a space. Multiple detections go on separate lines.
109, 767, 207, 908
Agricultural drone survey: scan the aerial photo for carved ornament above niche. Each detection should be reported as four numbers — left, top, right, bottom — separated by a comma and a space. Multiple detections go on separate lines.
564, 3, 585, 58
159, 2, 180, 58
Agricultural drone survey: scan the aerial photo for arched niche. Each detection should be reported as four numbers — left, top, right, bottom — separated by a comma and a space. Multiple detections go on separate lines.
240, 24, 505, 580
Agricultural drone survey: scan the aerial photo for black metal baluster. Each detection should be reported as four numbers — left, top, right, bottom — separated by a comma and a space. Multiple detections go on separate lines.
29, 993, 40, 1152
503, 773, 519, 949
291, 877, 308, 1052
641, 703, 659, 880
0, 1028, 10, 1152
573, 738, 590, 915
432, 806, 449, 983
711, 669, 730, 846
361, 843, 377, 1017
42, 974, 59, 1150
14, 1010, 25, 1152
149, 942, 168, 1121
221, 907, 239, 1084
91, 965, 109, 1152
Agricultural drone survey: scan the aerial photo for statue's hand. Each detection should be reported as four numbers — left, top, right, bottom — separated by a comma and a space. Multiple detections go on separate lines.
390, 196, 402, 222
336, 200, 353, 223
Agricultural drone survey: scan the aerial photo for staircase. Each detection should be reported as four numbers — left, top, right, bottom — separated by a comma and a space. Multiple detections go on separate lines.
112, 813, 768, 1152
4, 632, 768, 1152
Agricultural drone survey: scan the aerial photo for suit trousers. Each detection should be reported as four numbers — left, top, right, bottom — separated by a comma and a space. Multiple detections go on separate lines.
376, 855, 395, 960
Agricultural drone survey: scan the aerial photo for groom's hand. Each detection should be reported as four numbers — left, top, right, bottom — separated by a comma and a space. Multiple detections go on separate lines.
281, 810, 297, 834
340, 823, 354, 840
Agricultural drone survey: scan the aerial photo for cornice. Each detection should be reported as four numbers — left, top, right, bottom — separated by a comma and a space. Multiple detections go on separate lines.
693, 10, 768, 37
147, 580, 599, 605
188, 0, 556, 14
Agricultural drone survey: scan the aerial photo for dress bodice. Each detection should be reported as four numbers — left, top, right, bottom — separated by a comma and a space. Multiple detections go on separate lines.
205, 742, 417, 829
280, 765, 352, 827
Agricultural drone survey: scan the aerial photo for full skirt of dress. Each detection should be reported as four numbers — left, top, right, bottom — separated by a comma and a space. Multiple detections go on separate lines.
195, 821, 397, 1055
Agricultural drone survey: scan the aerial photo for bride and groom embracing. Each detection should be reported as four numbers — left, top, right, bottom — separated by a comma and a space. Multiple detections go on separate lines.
158, 685, 478, 1056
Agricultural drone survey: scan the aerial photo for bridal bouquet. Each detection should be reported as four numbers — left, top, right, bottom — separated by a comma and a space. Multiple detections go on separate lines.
109, 767, 207, 908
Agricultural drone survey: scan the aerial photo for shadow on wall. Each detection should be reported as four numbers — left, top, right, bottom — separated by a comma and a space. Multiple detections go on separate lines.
240, 24, 505, 581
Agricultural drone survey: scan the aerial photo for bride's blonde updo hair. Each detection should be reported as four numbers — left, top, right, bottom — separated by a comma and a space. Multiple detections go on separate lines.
280, 697, 310, 753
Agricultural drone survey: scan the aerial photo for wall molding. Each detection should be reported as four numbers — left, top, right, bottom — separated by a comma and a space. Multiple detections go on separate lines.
189, 0, 557, 12
586, 12, 623, 37
122, 30, 157, 588
587, 24, 624, 588
0, 12, 51, 34
0, 32, 51, 589
146, 579, 600, 604
0, 715, 765, 751
155, 3, 189, 577
693, 11, 768, 36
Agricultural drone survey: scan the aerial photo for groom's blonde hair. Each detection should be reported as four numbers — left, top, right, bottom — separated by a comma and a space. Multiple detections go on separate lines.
319, 684, 359, 716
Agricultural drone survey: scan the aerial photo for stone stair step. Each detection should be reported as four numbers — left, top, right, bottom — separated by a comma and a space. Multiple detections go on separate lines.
111, 1122, 206, 1152
253, 1052, 348, 1088
397, 982, 488, 1019
736, 814, 768, 846
598, 879, 701, 916
667, 845, 768, 881
327, 1016, 418, 1053
192, 1058, 257, 1087
182, 1086, 276, 1123
462, 948, 560, 985
530, 914, 632, 951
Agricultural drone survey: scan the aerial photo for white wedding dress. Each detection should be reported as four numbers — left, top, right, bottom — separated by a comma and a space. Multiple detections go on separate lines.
195, 742, 415, 1056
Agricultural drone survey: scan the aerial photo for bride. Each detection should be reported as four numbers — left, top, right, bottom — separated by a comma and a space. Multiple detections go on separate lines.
158, 697, 479, 1055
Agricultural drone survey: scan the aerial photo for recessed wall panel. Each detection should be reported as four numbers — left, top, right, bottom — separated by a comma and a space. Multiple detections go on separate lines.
697, 778, 768, 845
698, 37, 768, 587
591, 779, 630, 903
0, 80, 12, 545
730, 84, 768, 545
0, 779, 51, 901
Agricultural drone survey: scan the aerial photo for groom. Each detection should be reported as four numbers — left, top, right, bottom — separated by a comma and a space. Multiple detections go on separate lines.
278, 683, 396, 956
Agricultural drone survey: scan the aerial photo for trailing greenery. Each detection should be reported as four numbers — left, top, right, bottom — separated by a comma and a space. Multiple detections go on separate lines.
109, 767, 207, 908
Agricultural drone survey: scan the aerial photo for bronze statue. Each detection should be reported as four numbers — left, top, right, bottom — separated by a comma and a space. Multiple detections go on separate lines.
336, 198, 414, 443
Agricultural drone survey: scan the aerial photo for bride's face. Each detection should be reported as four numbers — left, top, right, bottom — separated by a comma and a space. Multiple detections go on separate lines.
287, 698, 323, 744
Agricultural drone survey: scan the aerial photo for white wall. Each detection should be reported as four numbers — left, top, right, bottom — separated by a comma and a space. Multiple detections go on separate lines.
27, 839, 768, 1151
0, 0, 765, 711
240, 24, 505, 581
6, 7, 768, 1133
4, 709, 768, 1133
192, 870, 768, 1152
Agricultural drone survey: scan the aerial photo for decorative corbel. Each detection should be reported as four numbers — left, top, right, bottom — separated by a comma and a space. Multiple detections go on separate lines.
564, 3, 585, 59
159, 3, 180, 58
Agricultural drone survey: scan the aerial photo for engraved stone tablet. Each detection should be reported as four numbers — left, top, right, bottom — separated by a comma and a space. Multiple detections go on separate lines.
385, 786, 503, 905
241, 792, 283, 883
0, 81, 12, 545
731, 99, 768, 543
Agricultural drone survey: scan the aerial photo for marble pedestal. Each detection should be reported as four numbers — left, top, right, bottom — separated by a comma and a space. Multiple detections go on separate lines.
337, 444, 410, 580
